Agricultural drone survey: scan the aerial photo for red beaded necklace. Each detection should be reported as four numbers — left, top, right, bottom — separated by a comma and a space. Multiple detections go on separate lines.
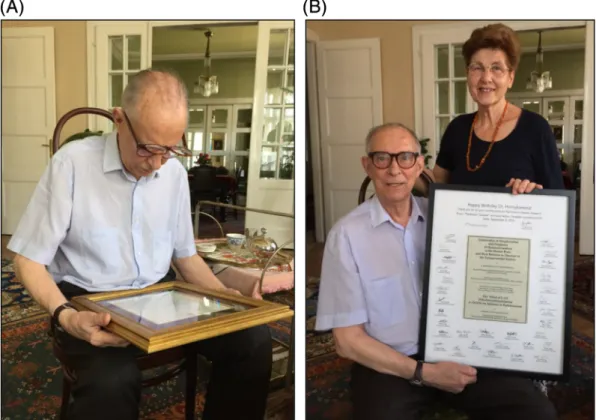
466, 101, 509, 172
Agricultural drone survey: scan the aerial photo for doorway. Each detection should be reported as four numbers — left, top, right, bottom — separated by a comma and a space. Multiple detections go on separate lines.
153, 23, 257, 208
306, 78, 316, 243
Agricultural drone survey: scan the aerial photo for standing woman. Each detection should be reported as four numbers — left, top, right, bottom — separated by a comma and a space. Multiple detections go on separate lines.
429, 22, 562, 405
433, 23, 564, 193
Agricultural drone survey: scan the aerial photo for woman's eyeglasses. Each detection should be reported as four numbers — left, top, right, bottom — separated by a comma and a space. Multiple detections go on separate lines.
467, 63, 509, 78
368, 151, 420, 169
123, 112, 192, 158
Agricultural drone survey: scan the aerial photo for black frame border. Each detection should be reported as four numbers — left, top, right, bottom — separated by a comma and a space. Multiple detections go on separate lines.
418, 183, 576, 382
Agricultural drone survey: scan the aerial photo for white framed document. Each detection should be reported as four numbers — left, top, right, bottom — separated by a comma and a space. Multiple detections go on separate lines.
419, 184, 575, 381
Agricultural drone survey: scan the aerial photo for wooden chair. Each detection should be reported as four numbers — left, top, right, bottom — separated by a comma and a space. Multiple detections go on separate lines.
50, 107, 198, 420
49, 322, 197, 420
358, 168, 435, 204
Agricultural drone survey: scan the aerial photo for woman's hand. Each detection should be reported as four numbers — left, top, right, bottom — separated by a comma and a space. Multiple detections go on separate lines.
506, 178, 543, 195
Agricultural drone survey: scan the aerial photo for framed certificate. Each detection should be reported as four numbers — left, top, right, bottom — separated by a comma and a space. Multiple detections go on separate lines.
418, 184, 575, 382
71, 281, 294, 353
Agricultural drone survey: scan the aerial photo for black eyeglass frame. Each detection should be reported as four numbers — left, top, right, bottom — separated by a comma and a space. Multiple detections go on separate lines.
367, 151, 421, 169
123, 111, 192, 158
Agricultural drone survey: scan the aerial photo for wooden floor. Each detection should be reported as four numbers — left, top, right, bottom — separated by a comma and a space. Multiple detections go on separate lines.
4, 234, 594, 339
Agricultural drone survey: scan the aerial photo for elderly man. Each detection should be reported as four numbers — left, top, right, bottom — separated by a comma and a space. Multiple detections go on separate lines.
8, 69, 272, 420
315, 123, 557, 420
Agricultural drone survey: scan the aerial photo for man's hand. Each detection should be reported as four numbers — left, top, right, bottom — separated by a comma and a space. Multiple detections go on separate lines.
219, 287, 242, 296
506, 178, 543, 195
60, 309, 130, 348
422, 361, 477, 393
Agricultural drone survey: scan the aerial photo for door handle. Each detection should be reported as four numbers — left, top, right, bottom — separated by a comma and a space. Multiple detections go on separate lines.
42, 139, 53, 158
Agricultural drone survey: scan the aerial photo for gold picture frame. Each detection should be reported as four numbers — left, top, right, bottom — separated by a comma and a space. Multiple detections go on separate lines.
71, 281, 294, 354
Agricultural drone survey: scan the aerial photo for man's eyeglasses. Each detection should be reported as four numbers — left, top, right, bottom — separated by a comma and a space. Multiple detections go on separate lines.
368, 151, 420, 169
123, 112, 192, 158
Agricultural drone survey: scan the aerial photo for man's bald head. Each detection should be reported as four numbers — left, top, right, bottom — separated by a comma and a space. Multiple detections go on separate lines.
121, 69, 188, 121
114, 69, 189, 180
365, 123, 421, 154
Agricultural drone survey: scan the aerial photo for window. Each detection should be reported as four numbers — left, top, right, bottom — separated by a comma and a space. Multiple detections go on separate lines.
434, 44, 470, 142
511, 95, 584, 184
109, 35, 142, 109
259, 28, 294, 180
178, 103, 252, 175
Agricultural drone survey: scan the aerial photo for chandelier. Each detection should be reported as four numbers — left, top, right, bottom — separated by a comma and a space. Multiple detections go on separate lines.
526, 30, 552, 93
194, 30, 219, 97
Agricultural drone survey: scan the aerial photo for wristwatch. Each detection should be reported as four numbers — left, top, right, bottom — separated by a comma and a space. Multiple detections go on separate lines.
409, 360, 425, 386
52, 302, 77, 330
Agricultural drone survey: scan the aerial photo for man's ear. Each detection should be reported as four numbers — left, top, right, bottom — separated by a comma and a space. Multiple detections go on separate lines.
361, 156, 371, 177
415, 155, 425, 177
112, 107, 125, 125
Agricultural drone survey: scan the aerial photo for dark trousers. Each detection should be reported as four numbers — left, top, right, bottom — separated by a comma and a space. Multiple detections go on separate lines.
351, 362, 558, 420
55, 276, 272, 420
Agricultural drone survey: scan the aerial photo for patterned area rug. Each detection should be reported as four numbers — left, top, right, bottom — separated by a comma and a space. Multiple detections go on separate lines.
305, 276, 595, 420
573, 256, 595, 320
1, 259, 294, 419
2, 260, 46, 324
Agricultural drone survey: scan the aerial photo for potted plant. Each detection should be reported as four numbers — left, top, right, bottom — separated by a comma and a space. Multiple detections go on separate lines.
195, 153, 212, 166
419, 137, 432, 167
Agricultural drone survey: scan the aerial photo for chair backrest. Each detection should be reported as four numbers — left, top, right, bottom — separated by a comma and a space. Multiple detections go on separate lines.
215, 166, 229, 175
357, 169, 435, 205
189, 165, 218, 192
52, 107, 113, 154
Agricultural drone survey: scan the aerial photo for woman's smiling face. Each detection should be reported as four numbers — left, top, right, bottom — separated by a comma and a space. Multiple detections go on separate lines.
466, 48, 515, 108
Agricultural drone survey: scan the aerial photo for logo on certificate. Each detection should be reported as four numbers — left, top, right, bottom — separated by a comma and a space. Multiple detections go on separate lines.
523, 342, 534, 350
435, 329, 451, 338
457, 330, 471, 338
468, 341, 481, 350
433, 342, 446, 352
484, 350, 501, 359
479, 329, 494, 338
494, 342, 510, 350
511, 353, 524, 363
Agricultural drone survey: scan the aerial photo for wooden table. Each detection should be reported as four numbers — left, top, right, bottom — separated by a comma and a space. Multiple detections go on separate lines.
195, 238, 294, 298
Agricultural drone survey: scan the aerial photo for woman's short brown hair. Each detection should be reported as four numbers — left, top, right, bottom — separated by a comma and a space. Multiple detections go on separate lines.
462, 23, 522, 71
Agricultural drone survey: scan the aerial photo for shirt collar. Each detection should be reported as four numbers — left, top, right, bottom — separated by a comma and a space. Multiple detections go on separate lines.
103, 132, 161, 180
103, 132, 123, 174
369, 194, 426, 228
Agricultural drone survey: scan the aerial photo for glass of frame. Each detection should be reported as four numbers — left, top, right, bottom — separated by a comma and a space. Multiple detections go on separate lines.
71, 281, 294, 353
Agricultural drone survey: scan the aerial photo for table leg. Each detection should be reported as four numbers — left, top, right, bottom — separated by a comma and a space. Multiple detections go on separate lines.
284, 316, 295, 390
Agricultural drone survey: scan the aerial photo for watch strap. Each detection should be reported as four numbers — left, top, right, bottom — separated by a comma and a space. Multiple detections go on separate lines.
410, 360, 424, 386
52, 302, 76, 328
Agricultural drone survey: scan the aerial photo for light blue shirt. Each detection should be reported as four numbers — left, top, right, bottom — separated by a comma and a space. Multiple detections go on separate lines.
315, 195, 428, 356
7, 132, 197, 292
